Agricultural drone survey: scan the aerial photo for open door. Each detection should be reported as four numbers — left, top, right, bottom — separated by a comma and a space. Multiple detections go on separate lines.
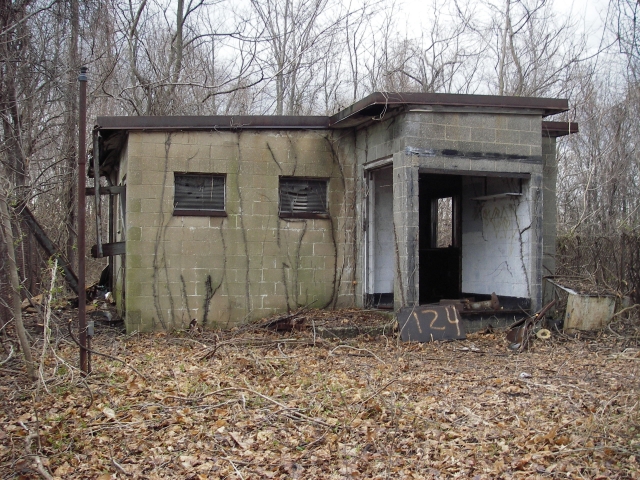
366, 166, 394, 308
419, 174, 462, 304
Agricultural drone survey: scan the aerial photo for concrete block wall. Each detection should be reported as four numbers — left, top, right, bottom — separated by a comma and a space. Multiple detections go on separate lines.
123, 130, 357, 332
403, 109, 545, 310
402, 109, 543, 164
355, 107, 548, 311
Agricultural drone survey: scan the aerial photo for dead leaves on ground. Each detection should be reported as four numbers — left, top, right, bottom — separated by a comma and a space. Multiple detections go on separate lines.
1, 321, 639, 479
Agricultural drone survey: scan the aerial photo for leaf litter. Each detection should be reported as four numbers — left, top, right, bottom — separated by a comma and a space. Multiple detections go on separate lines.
1, 309, 639, 479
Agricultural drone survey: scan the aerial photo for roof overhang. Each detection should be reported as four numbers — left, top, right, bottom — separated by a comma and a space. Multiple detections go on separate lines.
96, 115, 329, 131
542, 121, 579, 137
328, 92, 570, 129
95, 92, 571, 134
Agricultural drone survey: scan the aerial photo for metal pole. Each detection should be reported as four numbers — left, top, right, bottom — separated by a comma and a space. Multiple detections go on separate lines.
78, 67, 88, 374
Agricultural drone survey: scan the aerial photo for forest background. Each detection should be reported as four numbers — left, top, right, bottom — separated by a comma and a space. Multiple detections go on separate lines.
0, 0, 639, 355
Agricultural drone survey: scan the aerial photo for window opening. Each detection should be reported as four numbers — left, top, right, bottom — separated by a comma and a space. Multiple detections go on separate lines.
279, 177, 328, 218
173, 173, 226, 216
436, 197, 453, 248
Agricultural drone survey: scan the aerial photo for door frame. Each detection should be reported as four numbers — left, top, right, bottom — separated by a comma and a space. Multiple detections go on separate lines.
363, 158, 393, 306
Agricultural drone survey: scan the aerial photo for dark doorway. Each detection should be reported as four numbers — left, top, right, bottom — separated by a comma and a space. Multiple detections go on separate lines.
419, 174, 462, 304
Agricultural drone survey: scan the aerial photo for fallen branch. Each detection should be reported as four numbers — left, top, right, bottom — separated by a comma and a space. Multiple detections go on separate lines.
0, 345, 14, 365
163, 386, 333, 428
329, 344, 385, 363
356, 379, 397, 406
225, 456, 246, 479
611, 303, 639, 318
67, 320, 148, 382
110, 448, 131, 477
19, 421, 53, 480
197, 337, 326, 361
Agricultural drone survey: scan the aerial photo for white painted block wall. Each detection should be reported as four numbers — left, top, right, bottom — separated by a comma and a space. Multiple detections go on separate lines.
461, 177, 532, 298
370, 167, 395, 293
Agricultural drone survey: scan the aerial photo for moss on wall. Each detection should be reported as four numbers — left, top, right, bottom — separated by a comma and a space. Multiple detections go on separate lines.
124, 130, 357, 332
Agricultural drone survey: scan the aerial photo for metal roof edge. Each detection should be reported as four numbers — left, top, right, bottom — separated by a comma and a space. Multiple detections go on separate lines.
96, 115, 330, 131
542, 121, 579, 137
329, 92, 570, 127
95, 94, 570, 133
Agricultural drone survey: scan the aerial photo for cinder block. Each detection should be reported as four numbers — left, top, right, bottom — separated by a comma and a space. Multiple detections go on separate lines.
445, 125, 471, 141
470, 128, 497, 143
458, 141, 486, 155
482, 142, 507, 155
261, 294, 288, 310
126, 239, 156, 256
125, 309, 142, 330
468, 159, 497, 172
507, 116, 533, 131
505, 143, 530, 157
127, 254, 142, 269
128, 226, 142, 241
128, 170, 142, 186
519, 130, 541, 146
495, 129, 517, 145
312, 242, 336, 257
442, 157, 471, 171
139, 132, 168, 145
461, 113, 496, 129
420, 123, 447, 139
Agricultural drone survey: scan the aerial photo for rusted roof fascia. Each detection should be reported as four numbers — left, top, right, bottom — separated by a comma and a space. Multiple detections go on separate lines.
329, 92, 570, 127
96, 115, 330, 131
95, 94, 571, 133
542, 121, 579, 137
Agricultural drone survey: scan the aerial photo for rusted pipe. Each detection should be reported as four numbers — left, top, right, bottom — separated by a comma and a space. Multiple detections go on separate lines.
78, 67, 88, 374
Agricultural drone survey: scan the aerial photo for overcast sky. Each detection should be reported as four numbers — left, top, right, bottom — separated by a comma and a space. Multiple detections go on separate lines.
398, 0, 610, 54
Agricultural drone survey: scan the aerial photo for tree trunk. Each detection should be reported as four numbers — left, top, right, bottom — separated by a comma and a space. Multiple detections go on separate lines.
498, 0, 510, 96
0, 179, 35, 379
64, 0, 79, 270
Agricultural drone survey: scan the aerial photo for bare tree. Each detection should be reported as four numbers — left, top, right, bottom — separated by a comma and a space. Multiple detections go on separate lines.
0, 176, 35, 378
248, 0, 347, 115
613, 0, 640, 80
480, 0, 587, 97
112, 0, 261, 115
0, 0, 41, 378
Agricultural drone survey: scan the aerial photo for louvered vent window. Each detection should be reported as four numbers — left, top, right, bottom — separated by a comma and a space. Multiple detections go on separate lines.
174, 173, 226, 216
279, 177, 329, 218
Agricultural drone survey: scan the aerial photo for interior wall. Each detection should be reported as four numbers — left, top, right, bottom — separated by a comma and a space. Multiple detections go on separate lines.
369, 166, 394, 294
461, 176, 532, 299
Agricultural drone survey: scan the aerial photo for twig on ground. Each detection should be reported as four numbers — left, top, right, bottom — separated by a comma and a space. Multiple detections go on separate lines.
356, 379, 398, 406
329, 344, 385, 363
79, 376, 94, 410
163, 386, 334, 428
226, 457, 245, 479
110, 448, 131, 476
67, 320, 148, 382
19, 421, 53, 480
0, 345, 13, 365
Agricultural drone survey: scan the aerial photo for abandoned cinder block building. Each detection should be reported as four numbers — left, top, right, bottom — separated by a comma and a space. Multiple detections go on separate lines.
92, 92, 576, 332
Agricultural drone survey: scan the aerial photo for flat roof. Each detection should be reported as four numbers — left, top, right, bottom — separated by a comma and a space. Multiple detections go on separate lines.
328, 92, 569, 128
96, 115, 329, 131
96, 92, 570, 132
542, 121, 579, 137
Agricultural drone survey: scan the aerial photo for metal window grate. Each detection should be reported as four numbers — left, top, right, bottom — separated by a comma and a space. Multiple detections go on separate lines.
279, 178, 328, 216
174, 173, 225, 214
